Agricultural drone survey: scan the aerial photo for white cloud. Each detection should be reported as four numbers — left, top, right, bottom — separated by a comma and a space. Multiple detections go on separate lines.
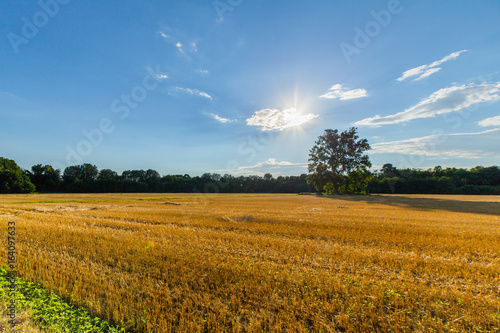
246, 108, 318, 131
355, 82, 500, 126
197, 69, 209, 74
209, 113, 235, 123
175, 42, 185, 55
370, 129, 500, 158
158, 32, 170, 39
320, 84, 367, 100
145, 66, 168, 80
478, 115, 500, 127
413, 67, 441, 81
175, 87, 212, 99
158, 31, 194, 57
198, 92, 212, 99
397, 50, 467, 81
213, 158, 308, 176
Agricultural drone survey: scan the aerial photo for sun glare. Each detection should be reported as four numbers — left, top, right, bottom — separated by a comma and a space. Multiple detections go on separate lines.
276, 86, 319, 132
282, 108, 317, 129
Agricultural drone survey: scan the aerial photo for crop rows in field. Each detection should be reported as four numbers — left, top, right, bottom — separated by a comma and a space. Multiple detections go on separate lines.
0, 194, 499, 332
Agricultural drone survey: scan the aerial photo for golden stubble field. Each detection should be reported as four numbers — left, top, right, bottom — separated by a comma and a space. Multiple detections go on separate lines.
0, 193, 499, 332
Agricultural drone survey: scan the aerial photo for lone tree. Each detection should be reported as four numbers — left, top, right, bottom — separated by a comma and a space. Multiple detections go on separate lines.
307, 127, 372, 194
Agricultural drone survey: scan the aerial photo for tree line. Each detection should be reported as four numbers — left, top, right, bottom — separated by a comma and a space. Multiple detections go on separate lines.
0, 156, 498, 195
1, 128, 498, 195
369, 164, 500, 195
0, 158, 313, 194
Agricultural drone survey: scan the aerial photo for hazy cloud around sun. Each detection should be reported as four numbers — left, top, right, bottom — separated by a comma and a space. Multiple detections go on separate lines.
246, 108, 318, 131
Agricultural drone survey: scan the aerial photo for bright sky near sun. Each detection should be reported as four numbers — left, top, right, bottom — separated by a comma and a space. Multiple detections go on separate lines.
1, 1, 499, 176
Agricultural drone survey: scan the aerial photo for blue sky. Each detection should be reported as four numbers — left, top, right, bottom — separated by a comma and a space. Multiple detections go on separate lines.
1, 0, 499, 176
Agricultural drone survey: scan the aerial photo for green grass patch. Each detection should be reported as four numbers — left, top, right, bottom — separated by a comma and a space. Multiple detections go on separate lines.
0, 266, 126, 332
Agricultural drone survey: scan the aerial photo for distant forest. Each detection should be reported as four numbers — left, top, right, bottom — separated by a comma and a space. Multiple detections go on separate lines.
1, 157, 499, 195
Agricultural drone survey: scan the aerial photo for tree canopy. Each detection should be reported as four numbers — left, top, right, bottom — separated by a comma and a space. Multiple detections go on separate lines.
307, 128, 372, 194
24, 164, 60, 193
369, 164, 500, 195
0, 157, 35, 193
0, 156, 498, 195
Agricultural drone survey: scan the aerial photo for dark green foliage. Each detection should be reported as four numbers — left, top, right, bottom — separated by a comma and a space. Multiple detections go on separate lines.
25, 164, 61, 192
0, 266, 125, 332
63, 163, 98, 183
2, 157, 498, 195
369, 164, 500, 194
56, 166, 314, 194
97, 169, 118, 181
62, 164, 99, 192
0, 157, 35, 193
307, 128, 372, 194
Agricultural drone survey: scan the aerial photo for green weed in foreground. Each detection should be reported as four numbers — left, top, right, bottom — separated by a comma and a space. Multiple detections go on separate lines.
0, 266, 126, 333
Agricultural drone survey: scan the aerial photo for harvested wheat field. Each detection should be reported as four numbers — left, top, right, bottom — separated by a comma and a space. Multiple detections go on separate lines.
0, 193, 499, 332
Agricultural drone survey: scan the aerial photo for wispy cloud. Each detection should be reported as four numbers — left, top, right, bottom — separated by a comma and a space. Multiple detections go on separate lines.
209, 113, 235, 123
370, 129, 500, 158
145, 66, 168, 80
158, 31, 194, 57
478, 115, 500, 127
397, 50, 467, 81
197, 69, 209, 74
246, 108, 317, 131
213, 158, 308, 176
175, 87, 212, 99
320, 84, 367, 100
191, 41, 198, 52
158, 31, 170, 39
176, 42, 185, 55
355, 82, 500, 126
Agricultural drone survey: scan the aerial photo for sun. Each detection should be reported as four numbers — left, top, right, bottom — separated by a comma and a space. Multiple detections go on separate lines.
281, 108, 317, 129
275, 85, 319, 132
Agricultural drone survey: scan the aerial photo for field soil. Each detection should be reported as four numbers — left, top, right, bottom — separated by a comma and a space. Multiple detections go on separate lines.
0, 193, 499, 332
